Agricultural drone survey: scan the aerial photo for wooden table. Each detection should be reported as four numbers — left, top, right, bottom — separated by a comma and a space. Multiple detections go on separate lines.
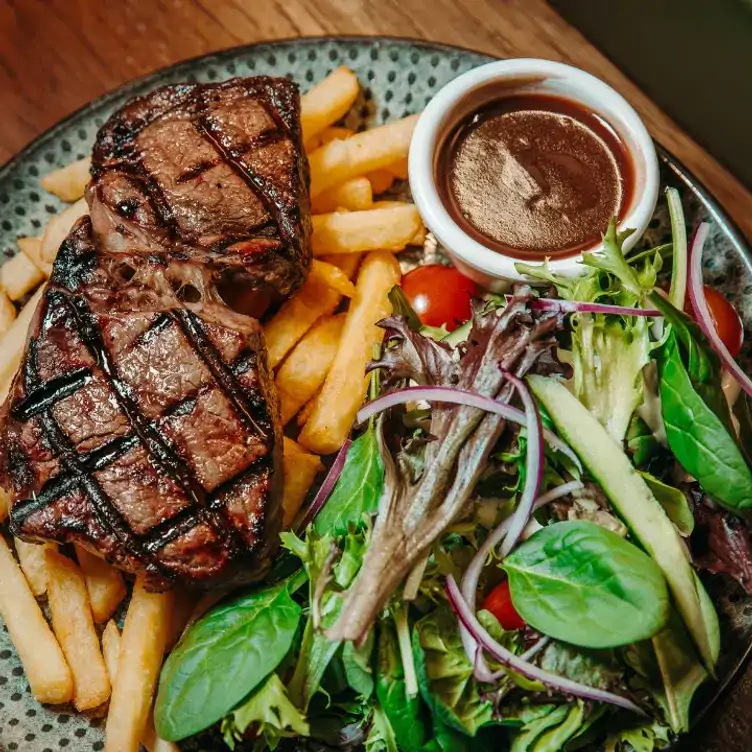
0, 1, 749, 750
1, 0, 751, 241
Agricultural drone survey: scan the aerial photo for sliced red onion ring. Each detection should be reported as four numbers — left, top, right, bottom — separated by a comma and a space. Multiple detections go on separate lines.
355, 386, 582, 472
446, 575, 645, 714
530, 298, 662, 318
297, 438, 352, 531
499, 373, 543, 558
460, 481, 584, 682
688, 222, 752, 399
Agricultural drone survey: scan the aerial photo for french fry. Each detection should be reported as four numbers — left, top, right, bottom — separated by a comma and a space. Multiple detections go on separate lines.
299, 252, 401, 453
41, 197, 87, 266
282, 438, 325, 528
312, 205, 422, 255
297, 391, 320, 428
0, 284, 46, 402
74, 544, 127, 623
319, 126, 355, 144
277, 314, 345, 424
17, 236, 51, 276
386, 157, 409, 180
105, 577, 174, 752
0, 291, 15, 337
0, 251, 45, 301
41, 157, 92, 203
46, 549, 111, 710
15, 539, 56, 597
312, 176, 373, 213
0, 486, 9, 523
301, 67, 360, 143
320, 252, 362, 280
143, 712, 180, 752
102, 620, 122, 682
309, 115, 419, 197
367, 169, 395, 195
311, 259, 356, 297
0, 537, 73, 704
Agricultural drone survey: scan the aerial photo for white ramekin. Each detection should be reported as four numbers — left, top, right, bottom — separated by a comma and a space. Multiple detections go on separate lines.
408, 58, 660, 290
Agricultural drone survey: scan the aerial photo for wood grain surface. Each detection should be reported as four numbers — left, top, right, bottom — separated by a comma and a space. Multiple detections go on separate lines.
0, 0, 750, 241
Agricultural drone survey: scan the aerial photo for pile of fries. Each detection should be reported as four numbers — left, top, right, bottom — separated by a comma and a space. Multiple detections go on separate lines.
0, 66, 422, 750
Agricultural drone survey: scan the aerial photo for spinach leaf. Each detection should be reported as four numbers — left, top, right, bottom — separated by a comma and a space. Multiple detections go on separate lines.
376, 621, 429, 752
657, 334, 752, 512
313, 425, 384, 536
412, 606, 494, 737
626, 415, 660, 469
639, 472, 695, 536
221, 673, 309, 751
504, 521, 670, 648
154, 571, 305, 741
343, 631, 375, 699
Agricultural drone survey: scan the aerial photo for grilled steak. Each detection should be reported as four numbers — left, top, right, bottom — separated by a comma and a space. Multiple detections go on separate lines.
0, 76, 311, 589
88, 76, 311, 302
0, 219, 282, 589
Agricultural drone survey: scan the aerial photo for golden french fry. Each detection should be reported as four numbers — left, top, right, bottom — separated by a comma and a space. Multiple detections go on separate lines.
299, 252, 401, 453
41, 197, 87, 265
409, 224, 427, 246
102, 620, 122, 683
277, 314, 345, 425
312, 205, 422, 255
46, 549, 110, 710
15, 539, 56, 597
297, 391, 320, 428
105, 577, 174, 752
0, 291, 16, 338
301, 67, 360, 143
0, 251, 45, 301
311, 259, 356, 297
282, 438, 325, 528
320, 252, 362, 281
367, 169, 395, 195
309, 115, 419, 197
319, 126, 355, 144
74, 544, 127, 623
312, 176, 373, 213
17, 236, 51, 276
0, 538, 73, 704
143, 711, 180, 752
41, 157, 92, 203
0, 284, 46, 403
386, 157, 409, 180
0, 486, 9, 523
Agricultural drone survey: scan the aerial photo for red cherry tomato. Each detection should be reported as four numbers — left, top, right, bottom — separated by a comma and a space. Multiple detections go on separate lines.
482, 580, 526, 631
686, 285, 744, 359
401, 265, 478, 331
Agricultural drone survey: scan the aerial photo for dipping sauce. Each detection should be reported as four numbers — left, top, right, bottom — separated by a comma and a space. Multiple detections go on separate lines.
437, 93, 633, 259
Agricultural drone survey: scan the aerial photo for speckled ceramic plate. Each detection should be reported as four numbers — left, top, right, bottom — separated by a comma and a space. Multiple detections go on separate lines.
0, 36, 750, 752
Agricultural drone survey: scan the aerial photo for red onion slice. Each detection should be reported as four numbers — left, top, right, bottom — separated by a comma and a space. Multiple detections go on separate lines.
297, 438, 352, 531
460, 481, 583, 682
499, 373, 544, 558
530, 298, 662, 318
688, 223, 752, 399
446, 576, 645, 714
356, 386, 582, 472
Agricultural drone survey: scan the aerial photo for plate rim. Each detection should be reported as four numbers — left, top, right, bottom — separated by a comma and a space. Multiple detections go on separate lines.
0, 33, 750, 272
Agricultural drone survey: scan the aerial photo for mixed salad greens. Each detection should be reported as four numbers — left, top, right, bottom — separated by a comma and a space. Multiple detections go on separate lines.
152, 189, 752, 751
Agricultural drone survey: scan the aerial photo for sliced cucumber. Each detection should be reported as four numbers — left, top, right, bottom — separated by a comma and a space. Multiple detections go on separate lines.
527, 375, 718, 671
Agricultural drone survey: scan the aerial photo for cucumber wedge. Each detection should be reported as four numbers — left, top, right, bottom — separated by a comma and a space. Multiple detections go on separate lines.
527, 375, 718, 671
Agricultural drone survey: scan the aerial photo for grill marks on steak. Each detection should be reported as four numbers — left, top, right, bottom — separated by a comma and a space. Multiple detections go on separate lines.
2, 217, 283, 591
88, 77, 311, 302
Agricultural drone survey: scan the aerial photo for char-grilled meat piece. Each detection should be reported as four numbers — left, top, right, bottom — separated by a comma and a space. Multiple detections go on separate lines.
0, 221, 283, 591
88, 77, 311, 302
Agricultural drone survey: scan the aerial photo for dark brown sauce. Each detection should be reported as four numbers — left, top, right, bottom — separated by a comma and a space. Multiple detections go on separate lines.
437, 93, 634, 259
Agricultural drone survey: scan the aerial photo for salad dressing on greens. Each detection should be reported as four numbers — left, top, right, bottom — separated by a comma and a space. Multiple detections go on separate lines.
437, 92, 633, 259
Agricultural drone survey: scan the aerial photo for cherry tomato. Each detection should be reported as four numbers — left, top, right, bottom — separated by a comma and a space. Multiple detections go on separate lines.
482, 580, 526, 631
686, 285, 744, 359
401, 265, 478, 331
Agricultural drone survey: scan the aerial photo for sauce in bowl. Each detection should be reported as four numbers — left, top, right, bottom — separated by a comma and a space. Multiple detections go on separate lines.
436, 93, 634, 260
